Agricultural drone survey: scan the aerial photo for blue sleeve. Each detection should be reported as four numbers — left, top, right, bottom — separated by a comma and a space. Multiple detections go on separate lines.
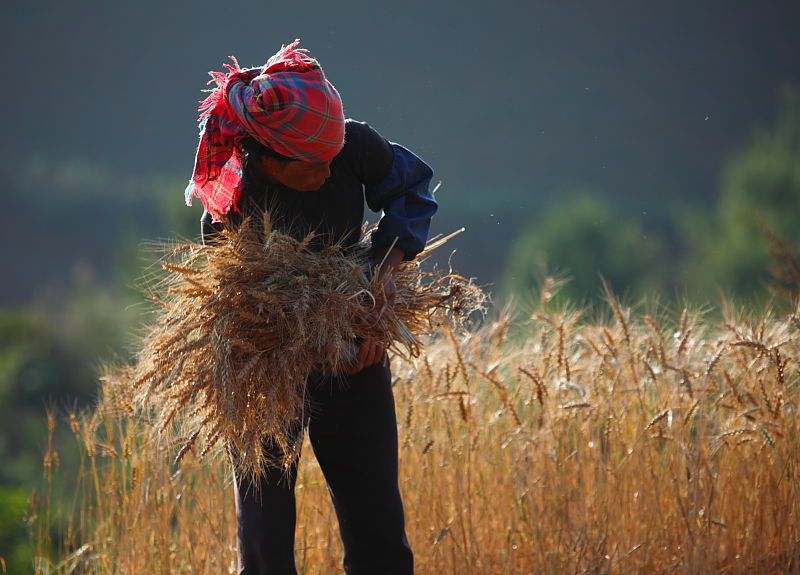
364, 144, 438, 260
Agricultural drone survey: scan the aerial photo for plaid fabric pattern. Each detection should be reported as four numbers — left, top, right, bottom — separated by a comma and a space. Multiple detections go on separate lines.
185, 41, 345, 220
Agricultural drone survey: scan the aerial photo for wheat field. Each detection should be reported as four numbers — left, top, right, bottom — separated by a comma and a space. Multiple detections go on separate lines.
32, 293, 800, 574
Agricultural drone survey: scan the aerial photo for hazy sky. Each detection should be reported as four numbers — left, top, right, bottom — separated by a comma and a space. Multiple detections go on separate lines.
2, 0, 799, 301
4, 1, 798, 196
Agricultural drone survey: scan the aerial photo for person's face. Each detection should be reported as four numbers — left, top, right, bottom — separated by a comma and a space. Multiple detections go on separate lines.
261, 156, 332, 192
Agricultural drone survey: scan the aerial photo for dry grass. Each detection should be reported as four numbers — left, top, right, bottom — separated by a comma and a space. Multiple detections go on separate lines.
32, 288, 800, 574
127, 212, 485, 480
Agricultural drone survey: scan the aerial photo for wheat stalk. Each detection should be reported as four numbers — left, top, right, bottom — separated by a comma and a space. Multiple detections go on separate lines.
124, 211, 487, 480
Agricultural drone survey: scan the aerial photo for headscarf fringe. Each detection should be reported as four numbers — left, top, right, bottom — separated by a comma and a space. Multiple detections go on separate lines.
185, 40, 345, 219
196, 40, 319, 123
263, 40, 318, 74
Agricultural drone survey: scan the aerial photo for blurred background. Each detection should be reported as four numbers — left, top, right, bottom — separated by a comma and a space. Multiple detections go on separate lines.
1, 0, 799, 570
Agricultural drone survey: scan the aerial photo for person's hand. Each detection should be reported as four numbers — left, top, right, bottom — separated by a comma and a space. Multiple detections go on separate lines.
324, 340, 385, 374
343, 340, 385, 374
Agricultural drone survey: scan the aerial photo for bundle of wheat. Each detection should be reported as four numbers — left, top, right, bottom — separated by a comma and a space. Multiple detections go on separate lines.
128, 211, 486, 479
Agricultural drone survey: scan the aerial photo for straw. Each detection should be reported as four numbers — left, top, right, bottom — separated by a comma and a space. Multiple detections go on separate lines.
128, 211, 487, 479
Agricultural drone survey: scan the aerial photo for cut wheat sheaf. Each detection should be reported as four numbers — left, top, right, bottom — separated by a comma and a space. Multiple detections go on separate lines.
118, 211, 487, 480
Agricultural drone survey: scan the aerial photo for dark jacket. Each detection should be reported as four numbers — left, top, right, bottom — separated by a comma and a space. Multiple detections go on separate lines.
201, 120, 437, 260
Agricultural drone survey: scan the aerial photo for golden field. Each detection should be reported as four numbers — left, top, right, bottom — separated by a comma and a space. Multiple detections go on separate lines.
32, 293, 800, 574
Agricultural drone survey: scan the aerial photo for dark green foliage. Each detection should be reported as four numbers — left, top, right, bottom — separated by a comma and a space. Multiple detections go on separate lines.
682, 87, 800, 301
0, 486, 34, 575
0, 313, 92, 575
0, 312, 90, 485
504, 87, 800, 307
501, 192, 668, 304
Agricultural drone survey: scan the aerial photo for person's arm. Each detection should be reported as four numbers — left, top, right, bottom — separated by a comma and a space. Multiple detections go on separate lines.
365, 144, 438, 263
344, 121, 438, 261
337, 124, 438, 373
364, 144, 437, 322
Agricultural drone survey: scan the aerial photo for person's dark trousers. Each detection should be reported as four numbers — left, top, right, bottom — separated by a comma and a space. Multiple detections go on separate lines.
233, 361, 414, 575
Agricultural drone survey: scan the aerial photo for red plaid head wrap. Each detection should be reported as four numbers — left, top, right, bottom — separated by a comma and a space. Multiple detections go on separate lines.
185, 40, 345, 220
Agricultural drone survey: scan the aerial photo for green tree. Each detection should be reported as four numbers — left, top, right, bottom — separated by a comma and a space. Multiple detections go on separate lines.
501, 192, 667, 304
0, 158, 200, 575
685, 87, 800, 301
0, 486, 34, 574
0, 312, 92, 575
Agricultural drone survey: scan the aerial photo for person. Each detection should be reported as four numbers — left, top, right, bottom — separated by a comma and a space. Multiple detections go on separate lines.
184, 40, 437, 575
